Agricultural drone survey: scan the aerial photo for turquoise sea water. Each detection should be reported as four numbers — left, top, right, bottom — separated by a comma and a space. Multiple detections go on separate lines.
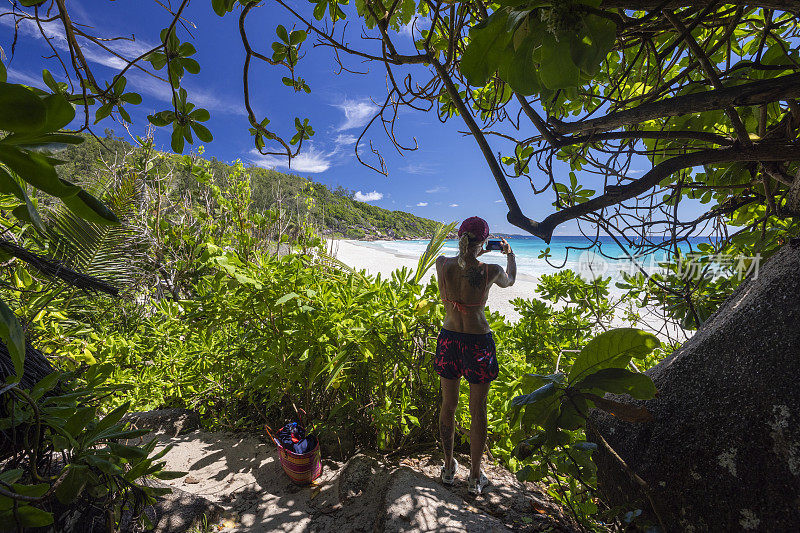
361, 235, 711, 281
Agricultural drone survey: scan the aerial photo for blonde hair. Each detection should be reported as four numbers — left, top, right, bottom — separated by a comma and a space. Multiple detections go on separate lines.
457, 232, 483, 268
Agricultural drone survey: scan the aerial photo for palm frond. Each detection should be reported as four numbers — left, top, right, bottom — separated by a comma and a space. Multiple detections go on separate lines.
414, 221, 456, 284
0, 239, 118, 296
45, 169, 149, 291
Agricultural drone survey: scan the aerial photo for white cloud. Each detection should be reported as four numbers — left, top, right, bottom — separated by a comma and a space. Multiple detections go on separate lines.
416, 202, 428, 207
2, 16, 243, 116
396, 16, 428, 38
249, 147, 332, 173
335, 98, 379, 131
354, 190, 383, 202
450, 203, 459, 207
119, 73, 247, 116
398, 22, 415, 38
1, 17, 154, 70
425, 185, 448, 193
335, 133, 358, 145
402, 162, 436, 175
494, 199, 503, 203
6, 69, 44, 88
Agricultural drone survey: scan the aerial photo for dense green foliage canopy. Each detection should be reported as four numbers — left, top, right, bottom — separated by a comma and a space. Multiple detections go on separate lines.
2, 0, 797, 529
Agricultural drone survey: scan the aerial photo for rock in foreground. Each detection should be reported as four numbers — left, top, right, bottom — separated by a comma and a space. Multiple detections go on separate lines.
592, 242, 800, 531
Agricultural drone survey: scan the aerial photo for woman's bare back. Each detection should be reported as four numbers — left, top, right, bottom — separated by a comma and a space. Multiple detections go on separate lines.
436, 256, 499, 334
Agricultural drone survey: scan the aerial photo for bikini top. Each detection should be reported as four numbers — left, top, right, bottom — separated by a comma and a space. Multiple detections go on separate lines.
440, 262, 490, 313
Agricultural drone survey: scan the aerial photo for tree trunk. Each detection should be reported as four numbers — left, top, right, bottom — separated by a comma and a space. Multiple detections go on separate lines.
590, 241, 800, 531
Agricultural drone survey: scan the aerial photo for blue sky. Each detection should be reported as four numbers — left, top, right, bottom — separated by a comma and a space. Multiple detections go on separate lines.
2, 1, 688, 237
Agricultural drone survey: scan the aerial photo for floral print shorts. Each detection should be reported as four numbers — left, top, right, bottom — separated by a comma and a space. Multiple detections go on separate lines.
434, 329, 499, 384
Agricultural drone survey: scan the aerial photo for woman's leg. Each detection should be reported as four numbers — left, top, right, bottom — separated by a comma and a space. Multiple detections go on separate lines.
440, 376, 460, 470
468, 381, 490, 479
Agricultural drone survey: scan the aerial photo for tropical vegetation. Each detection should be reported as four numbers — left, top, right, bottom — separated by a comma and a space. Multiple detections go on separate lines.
2, 0, 798, 530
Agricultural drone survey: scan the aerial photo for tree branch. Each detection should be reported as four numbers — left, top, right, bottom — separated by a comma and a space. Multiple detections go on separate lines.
550, 73, 800, 135
526, 143, 800, 242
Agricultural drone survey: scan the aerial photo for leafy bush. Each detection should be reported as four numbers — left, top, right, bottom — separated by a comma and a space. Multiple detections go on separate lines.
0, 368, 182, 530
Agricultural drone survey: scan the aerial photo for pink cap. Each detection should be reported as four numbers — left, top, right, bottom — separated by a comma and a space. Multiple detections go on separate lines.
458, 216, 489, 241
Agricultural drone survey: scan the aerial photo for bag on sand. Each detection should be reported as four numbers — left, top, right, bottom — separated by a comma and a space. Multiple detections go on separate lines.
266, 414, 321, 485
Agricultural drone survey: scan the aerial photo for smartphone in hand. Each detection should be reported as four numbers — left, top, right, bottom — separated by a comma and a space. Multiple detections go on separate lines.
485, 240, 503, 251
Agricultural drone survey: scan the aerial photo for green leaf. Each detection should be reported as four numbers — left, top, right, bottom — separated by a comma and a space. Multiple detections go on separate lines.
4, 506, 54, 528
0, 62, 6, 83
556, 395, 588, 430
276, 25, 289, 43
275, 292, 300, 305
93, 402, 130, 435
183, 58, 201, 75
94, 103, 113, 124
290, 30, 307, 45
0, 82, 47, 133
120, 92, 142, 105
584, 15, 616, 62
514, 383, 562, 430
84, 455, 123, 475
0, 145, 78, 197
500, 35, 541, 95
575, 368, 657, 399
171, 125, 186, 153
60, 184, 122, 226
567, 328, 660, 385
29, 372, 59, 400
168, 60, 185, 80
0, 298, 25, 381
108, 442, 149, 461
117, 105, 132, 123
65, 406, 97, 436
572, 441, 598, 452
41, 93, 75, 131
178, 42, 197, 56
147, 110, 175, 127
460, 12, 513, 87
2, 132, 84, 148
189, 108, 210, 122
313, 1, 326, 20
191, 122, 213, 143
10, 483, 50, 498
539, 33, 580, 90
55, 464, 90, 504
521, 372, 565, 393
0, 168, 45, 232
148, 52, 168, 70
212, 0, 236, 16
42, 69, 57, 92
0, 469, 23, 484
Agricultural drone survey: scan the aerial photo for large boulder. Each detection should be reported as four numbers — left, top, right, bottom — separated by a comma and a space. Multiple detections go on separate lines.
591, 242, 800, 531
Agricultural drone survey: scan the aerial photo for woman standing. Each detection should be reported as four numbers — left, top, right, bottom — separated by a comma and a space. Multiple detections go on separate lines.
434, 216, 515, 495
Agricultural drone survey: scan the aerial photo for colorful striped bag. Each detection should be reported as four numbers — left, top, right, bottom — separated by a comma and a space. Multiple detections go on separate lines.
266, 417, 322, 485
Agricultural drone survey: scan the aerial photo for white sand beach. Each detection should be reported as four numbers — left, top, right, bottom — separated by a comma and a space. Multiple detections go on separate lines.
329, 239, 693, 343
330, 239, 543, 322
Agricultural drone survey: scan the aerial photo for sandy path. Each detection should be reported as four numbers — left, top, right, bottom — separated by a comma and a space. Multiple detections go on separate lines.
150, 431, 567, 532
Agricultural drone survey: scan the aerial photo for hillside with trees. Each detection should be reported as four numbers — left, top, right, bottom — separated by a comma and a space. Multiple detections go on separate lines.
56, 132, 443, 241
